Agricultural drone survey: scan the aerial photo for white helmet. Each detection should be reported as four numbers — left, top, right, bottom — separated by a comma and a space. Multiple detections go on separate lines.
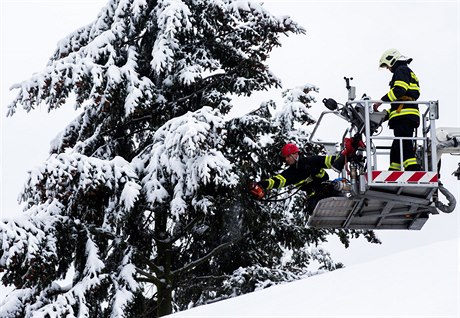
379, 48, 407, 68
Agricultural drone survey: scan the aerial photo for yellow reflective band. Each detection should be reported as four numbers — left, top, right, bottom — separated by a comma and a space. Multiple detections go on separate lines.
411, 72, 419, 82
394, 80, 409, 90
295, 176, 313, 187
388, 90, 397, 102
266, 179, 275, 189
325, 155, 333, 168
403, 158, 418, 167
388, 108, 420, 120
408, 83, 420, 91
274, 174, 286, 188
294, 179, 306, 187
315, 169, 325, 178
389, 162, 401, 170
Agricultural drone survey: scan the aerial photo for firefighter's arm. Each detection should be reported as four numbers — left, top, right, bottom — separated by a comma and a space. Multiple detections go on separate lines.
382, 69, 410, 102
259, 174, 287, 190
249, 171, 290, 199
382, 86, 407, 102
248, 174, 286, 200
308, 155, 339, 169
257, 166, 299, 191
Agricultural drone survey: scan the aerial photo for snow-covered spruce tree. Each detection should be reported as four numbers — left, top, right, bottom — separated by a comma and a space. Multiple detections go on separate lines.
1, 0, 303, 316
0, 1, 379, 317
171, 85, 380, 308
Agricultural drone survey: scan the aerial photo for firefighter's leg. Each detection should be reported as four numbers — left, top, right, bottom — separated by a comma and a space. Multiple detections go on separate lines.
304, 186, 320, 216
391, 122, 420, 171
399, 122, 420, 170
305, 198, 316, 215
389, 136, 402, 171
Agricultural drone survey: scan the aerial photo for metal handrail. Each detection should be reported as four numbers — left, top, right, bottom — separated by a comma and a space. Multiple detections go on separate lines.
309, 98, 439, 187
355, 99, 438, 187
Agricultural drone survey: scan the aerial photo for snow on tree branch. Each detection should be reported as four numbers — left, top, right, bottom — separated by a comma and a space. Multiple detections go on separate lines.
0, 151, 142, 316
137, 106, 237, 218
152, 0, 193, 73
2, 0, 373, 316
275, 84, 318, 132
7, 0, 305, 119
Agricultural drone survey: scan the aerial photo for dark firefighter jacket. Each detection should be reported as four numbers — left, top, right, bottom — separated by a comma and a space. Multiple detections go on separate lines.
258, 155, 337, 197
381, 60, 421, 128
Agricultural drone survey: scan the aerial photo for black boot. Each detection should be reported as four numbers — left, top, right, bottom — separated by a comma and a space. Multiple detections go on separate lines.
405, 164, 421, 171
332, 155, 346, 173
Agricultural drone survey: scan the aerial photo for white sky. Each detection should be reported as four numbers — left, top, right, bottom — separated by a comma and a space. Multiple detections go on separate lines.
1, 0, 459, 267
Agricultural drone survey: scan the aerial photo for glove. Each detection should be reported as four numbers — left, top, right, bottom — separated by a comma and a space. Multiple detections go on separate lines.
341, 138, 355, 156
373, 102, 382, 111
248, 182, 265, 200
351, 134, 366, 150
342, 135, 365, 156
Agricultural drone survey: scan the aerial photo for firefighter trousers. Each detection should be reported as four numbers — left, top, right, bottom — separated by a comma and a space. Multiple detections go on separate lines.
390, 119, 418, 170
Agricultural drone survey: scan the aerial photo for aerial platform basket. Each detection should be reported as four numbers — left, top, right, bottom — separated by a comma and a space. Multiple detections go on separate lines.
307, 80, 457, 230
309, 176, 438, 230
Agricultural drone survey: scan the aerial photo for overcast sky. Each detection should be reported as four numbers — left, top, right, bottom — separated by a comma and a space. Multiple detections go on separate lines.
1, 0, 459, 265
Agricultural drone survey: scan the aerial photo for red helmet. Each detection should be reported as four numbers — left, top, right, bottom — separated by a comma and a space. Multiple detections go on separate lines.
280, 143, 299, 157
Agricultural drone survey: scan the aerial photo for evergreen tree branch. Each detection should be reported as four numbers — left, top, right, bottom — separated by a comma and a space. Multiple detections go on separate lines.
189, 275, 230, 281
172, 240, 236, 278
137, 254, 164, 279
95, 72, 230, 142
85, 224, 116, 240
170, 215, 203, 244
136, 268, 164, 287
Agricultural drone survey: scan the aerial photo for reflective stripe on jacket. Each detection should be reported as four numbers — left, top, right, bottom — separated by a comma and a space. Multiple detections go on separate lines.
381, 61, 420, 127
259, 155, 337, 192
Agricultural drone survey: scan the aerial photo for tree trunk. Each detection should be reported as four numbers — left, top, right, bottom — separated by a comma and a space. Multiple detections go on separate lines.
155, 210, 173, 317
157, 279, 173, 317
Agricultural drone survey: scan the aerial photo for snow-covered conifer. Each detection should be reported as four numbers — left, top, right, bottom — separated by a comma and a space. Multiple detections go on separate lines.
1, 0, 378, 317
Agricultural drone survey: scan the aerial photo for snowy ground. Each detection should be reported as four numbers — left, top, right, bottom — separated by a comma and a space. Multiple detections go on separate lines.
166, 238, 459, 318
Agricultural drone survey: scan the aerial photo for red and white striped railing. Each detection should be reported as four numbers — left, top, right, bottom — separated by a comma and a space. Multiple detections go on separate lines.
371, 171, 438, 185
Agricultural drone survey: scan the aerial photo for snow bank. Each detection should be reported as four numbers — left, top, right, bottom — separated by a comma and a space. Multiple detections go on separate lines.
167, 238, 459, 317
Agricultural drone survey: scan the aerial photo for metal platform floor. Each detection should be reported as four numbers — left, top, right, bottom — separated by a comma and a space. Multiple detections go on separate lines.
307, 185, 439, 230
